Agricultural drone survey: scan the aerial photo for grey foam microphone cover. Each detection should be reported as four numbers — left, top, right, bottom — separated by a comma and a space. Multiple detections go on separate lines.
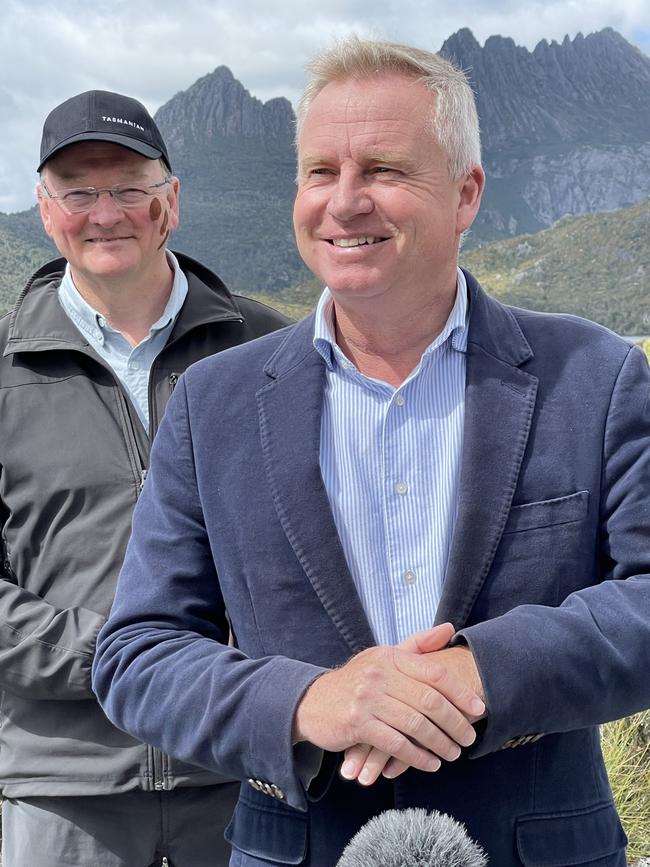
336, 807, 488, 867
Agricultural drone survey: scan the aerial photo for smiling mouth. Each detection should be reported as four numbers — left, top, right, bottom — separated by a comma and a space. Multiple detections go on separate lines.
86, 237, 131, 243
329, 236, 389, 247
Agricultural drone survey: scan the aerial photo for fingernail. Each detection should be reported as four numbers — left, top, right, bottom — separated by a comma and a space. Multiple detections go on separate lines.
358, 768, 373, 786
426, 757, 441, 772
471, 698, 485, 716
462, 728, 477, 747
340, 761, 355, 779
450, 746, 461, 761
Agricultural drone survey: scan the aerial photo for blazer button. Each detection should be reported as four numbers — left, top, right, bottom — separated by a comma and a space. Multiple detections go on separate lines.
247, 778, 263, 791
270, 784, 285, 800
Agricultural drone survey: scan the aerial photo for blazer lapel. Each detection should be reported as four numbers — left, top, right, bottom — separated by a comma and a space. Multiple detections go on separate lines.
257, 317, 375, 654
436, 279, 539, 629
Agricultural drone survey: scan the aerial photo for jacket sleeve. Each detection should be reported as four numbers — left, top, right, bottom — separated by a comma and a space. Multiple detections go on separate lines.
0, 525, 106, 701
92, 378, 326, 811
458, 345, 650, 756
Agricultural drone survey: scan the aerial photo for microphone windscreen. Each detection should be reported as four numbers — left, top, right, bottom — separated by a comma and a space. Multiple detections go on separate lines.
336, 807, 488, 867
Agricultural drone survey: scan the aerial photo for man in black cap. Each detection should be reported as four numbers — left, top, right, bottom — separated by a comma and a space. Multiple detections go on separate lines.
0, 90, 289, 867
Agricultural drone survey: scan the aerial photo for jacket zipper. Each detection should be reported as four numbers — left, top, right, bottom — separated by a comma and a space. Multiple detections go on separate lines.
104, 377, 168, 792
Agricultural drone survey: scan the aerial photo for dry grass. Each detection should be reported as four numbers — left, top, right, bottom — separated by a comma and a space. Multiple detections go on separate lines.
602, 711, 650, 862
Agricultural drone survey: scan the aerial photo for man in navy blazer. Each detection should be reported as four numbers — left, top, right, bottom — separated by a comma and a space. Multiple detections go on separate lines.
93, 38, 650, 866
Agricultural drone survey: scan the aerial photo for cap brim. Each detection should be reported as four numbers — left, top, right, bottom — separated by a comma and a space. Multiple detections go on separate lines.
38, 132, 163, 172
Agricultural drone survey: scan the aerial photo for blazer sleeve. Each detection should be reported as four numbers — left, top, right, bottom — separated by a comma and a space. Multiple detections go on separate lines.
92, 376, 326, 811
458, 344, 650, 757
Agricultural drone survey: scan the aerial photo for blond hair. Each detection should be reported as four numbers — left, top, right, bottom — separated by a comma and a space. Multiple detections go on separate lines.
296, 36, 481, 180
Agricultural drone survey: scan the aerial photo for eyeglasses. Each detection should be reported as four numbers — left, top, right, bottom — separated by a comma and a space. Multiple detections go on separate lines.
40, 177, 172, 214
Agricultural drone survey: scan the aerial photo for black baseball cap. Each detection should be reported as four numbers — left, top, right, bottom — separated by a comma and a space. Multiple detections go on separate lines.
38, 90, 171, 172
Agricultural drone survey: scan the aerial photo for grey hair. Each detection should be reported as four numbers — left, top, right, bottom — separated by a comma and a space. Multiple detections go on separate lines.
295, 36, 481, 181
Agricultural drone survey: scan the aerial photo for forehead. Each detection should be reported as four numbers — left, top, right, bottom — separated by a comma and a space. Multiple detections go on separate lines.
43, 141, 157, 182
298, 73, 436, 157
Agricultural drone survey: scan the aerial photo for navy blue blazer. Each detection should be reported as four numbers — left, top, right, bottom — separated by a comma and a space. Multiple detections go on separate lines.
94, 273, 650, 866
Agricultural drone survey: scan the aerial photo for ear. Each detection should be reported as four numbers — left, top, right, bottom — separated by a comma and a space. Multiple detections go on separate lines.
37, 185, 54, 238
455, 165, 485, 236
166, 176, 180, 233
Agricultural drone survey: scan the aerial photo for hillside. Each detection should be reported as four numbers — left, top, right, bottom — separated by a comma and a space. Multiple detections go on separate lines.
0, 208, 54, 314
462, 198, 650, 334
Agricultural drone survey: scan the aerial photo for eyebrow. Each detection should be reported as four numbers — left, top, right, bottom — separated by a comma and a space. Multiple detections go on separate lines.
299, 151, 418, 171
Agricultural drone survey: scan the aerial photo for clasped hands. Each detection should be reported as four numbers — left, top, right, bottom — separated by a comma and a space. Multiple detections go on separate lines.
293, 623, 486, 786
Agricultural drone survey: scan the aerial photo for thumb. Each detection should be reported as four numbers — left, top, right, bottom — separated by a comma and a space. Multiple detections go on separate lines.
398, 622, 455, 654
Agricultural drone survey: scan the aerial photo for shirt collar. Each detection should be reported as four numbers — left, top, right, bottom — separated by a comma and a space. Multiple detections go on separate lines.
313, 267, 469, 371
58, 251, 189, 343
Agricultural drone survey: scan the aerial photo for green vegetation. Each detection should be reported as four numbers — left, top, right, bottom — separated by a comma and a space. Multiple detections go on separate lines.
0, 207, 54, 316
602, 711, 650, 861
461, 199, 650, 334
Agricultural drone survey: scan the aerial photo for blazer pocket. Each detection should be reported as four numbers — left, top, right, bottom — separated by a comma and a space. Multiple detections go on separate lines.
225, 787, 308, 865
504, 491, 589, 535
516, 801, 627, 866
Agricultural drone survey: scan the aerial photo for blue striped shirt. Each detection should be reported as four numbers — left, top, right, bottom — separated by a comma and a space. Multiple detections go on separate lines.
58, 252, 188, 432
313, 270, 468, 646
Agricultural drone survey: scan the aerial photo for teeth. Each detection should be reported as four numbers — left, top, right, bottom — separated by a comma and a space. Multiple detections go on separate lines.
332, 236, 379, 247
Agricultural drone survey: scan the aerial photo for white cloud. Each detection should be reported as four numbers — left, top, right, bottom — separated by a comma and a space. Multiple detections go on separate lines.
1, 0, 648, 211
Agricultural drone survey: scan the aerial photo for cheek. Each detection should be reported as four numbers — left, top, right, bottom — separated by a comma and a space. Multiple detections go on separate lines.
149, 197, 162, 221
293, 189, 322, 228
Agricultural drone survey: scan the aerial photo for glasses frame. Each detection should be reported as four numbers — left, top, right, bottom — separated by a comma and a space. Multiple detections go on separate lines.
40, 177, 172, 215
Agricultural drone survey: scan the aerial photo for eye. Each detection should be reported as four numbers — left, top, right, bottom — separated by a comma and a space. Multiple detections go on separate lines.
370, 166, 399, 175
113, 186, 149, 205
61, 189, 95, 206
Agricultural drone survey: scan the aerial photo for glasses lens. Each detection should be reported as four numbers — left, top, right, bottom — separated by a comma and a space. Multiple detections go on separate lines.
112, 186, 149, 207
61, 190, 97, 213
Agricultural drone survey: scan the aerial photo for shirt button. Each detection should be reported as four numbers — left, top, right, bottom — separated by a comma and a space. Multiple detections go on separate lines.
395, 481, 408, 495
404, 570, 417, 585
97, 316, 106, 328
395, 394, 405, 406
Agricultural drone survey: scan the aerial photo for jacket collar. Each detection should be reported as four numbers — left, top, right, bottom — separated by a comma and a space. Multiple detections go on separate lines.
264, 271, 533, 380
4, 250, 243, 358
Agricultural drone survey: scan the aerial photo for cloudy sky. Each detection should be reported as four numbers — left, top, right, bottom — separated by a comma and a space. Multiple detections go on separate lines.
1, 0, 649, 212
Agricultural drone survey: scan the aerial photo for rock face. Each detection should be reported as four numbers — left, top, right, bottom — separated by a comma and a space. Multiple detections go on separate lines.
441, 28, 650, 240
153, 67, 304, 294
156, 67, 294, 149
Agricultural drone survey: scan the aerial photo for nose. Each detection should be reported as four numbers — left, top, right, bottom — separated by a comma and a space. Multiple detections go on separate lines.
87, 190, 124, 226
326, 170, 374, 221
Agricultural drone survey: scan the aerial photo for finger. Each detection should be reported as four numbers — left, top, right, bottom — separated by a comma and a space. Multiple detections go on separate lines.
366, 693, 465, 762
382, 757, 409, 780
395, 652, 485, 721
356, 716, 442, 776
340, 743, 372, 780
398, 622, 455, 654
355, 748, 394, 786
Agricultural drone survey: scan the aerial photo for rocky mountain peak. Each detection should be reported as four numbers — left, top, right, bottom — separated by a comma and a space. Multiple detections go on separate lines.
154, 65, 294, 152
440, 28, 650, 154
440, 27, 481, 59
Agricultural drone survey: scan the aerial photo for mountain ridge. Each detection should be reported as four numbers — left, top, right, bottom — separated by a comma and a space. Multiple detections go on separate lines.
1, 27, 649, 303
